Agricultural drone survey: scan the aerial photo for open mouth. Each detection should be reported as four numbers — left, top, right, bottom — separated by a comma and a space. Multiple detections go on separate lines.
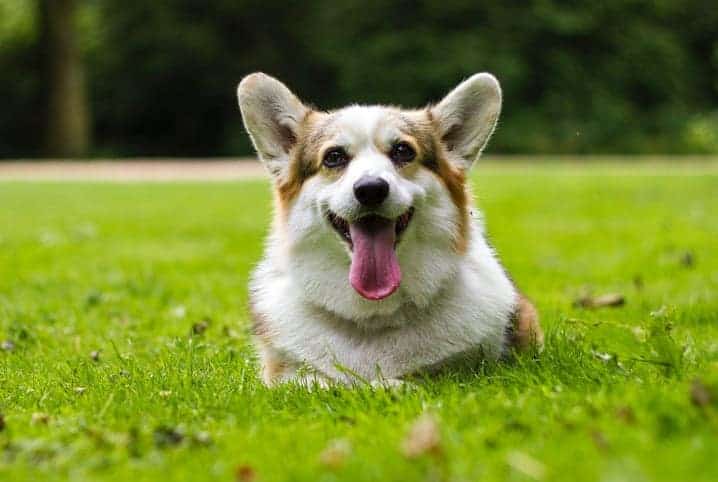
326, 208, 414, 301
327, 208, 414, 249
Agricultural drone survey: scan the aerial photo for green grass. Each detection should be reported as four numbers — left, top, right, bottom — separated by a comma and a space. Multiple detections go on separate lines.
1, 162, 717, 482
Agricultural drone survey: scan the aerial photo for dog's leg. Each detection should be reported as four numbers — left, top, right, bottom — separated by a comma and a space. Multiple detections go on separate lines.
256, 342, 293, 385
256, 341, 332, 388
508, 295, 544, 351
251, 307, 305, 386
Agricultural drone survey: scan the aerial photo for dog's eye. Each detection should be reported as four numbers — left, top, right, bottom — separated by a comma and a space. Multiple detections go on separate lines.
389, 142, 416, 165
323, 148, 350, 168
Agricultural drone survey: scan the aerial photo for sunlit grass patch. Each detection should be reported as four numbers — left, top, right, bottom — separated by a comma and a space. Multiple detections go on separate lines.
1, 162, 717, 481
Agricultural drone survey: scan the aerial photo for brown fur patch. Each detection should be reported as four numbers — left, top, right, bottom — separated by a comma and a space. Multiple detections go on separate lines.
275, 110, 326, 207
262, 347, 289, 384
249, 300, 275, 344
507, 295, 544, 350
423, 109, 470, 253
250, 302, 291, 383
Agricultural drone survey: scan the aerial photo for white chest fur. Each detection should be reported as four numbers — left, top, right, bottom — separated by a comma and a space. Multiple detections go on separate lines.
250, 219, 518, 383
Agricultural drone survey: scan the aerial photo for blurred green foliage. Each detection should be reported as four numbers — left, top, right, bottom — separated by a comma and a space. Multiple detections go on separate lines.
1, 0, 717, 157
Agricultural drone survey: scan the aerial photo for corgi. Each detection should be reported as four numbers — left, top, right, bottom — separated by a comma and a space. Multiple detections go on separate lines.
237, 72, 542, 386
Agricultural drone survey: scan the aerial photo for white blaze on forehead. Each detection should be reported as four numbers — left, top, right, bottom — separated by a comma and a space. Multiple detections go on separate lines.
324, 106, 407, 154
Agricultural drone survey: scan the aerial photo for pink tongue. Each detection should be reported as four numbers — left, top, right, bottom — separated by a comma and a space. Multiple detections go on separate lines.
349, 216, 401, 300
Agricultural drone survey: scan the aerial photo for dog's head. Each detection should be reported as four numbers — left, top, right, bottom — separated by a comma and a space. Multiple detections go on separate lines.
238, 73, 501, 321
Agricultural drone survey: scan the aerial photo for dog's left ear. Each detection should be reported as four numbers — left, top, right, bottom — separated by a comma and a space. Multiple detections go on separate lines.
237, 73, 309, 178
431, 73, 502, 170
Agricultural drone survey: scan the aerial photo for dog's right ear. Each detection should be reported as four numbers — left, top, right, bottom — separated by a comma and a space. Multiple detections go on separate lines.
237, 73, 309, 178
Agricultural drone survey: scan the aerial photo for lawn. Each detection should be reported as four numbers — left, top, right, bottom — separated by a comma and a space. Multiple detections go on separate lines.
1, 161, 717, 482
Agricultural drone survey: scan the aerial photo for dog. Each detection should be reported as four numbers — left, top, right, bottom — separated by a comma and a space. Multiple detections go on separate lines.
237, 72, 542, 386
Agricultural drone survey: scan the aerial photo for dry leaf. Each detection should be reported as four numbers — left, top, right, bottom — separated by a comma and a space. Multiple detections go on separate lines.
319, 438, 352, 469
235, 464, 256, 482
192, 319, 210, 335
401, 414, 442, 458
31, 412, 50, 425
574, 293, 625, 309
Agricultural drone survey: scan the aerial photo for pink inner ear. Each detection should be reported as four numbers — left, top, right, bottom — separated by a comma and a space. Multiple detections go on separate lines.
431, 73, 502, 166
237, 72, 308, 165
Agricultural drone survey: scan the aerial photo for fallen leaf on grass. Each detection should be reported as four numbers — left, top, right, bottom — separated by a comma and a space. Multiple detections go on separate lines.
690, 379, 712, 407
506, 451, 546, 480
31, 412, 50, 425
319, 438, 352, 469
235, 464, 256, 482
192, 318, 210, 335
573, 293, 625, 309
401, 414, 442, 458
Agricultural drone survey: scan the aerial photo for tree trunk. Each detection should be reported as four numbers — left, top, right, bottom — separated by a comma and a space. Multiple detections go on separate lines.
40, 0, 90, 158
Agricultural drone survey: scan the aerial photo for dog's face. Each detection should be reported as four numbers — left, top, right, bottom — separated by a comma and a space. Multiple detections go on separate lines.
238, 73, 501, 323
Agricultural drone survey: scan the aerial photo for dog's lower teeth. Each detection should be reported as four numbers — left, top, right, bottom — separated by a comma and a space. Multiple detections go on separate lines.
329, 208, 413, 244
395, 208, 414, 236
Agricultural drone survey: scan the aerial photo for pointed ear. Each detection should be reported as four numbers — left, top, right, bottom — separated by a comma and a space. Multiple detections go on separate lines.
431, 73, 502, 170
237, 73, 309, 178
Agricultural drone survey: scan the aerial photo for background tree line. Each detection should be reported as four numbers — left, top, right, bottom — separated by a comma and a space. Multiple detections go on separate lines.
1, 0, 717, 158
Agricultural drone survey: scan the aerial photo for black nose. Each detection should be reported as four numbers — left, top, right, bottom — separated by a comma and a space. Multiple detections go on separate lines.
353, 176, 390, 207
